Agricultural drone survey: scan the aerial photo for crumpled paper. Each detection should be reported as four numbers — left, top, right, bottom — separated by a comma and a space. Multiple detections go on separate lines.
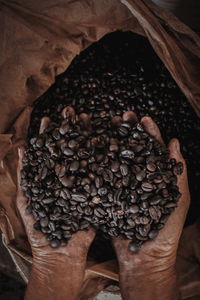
0, 0, 199, 298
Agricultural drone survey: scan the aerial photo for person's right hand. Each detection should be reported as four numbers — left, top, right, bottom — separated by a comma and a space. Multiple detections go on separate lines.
17, 107, 95, 300
113, 114, 190, 300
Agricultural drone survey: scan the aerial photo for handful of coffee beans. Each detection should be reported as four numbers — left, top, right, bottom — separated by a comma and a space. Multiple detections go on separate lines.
21, 107, 183, 252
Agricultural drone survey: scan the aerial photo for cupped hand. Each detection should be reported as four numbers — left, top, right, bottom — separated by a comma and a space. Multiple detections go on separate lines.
17, 107, 95, 264
113, 113, 190, 273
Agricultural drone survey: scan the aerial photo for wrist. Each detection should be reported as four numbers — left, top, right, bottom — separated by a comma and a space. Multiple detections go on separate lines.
118, 248, 177, 275
119, 264, 178, 300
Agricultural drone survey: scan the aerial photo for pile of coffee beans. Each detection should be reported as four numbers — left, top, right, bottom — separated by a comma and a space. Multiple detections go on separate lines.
27, 31, 200, 259
29, 32, 200, 228
22, 107, 182, 251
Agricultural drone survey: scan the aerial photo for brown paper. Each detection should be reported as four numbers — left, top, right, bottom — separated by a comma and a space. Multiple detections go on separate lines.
0, 0, 200, 297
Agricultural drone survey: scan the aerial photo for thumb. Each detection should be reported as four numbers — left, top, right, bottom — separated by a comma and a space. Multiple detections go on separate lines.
168, 138, 183, 161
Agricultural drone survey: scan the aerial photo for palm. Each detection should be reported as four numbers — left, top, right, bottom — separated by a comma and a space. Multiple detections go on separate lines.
113, 116, 190, 267
17, 108, 95, 261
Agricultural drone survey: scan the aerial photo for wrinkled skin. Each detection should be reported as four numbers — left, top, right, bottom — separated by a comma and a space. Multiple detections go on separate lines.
17, 109, 95, 300
17, 109, 190, 300
113, 114, 190, 300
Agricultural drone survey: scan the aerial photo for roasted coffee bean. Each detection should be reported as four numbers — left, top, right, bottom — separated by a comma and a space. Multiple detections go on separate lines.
60, 188, 71, 200
41, 167, 48, 180
150, 196, 162, 205
59, 123, 70, 135
95, 176, 103, 188
109, 144, 119, 152
136, 170, 146, 181
69, 161, 79, 172
141, 182, 154, 192
59, 176, 73, 188
129, 205, 139, 214
164, 202, 177, 208
173, 162, 183, 175
98, 187, 108, 196
140, 201, 149, 209
111, 161, 120, 173
40, 217, 49, 227
63, 231, 72, 239
42, 198, 54, 204
50, 239, 61, 248
148, 230, 158, 239
149, 206, 161, 221
103, 169, 113, 182
139, 216, 150, 225
71, 193, 87, 202
25, 205, 32, 214
130, 191, 137, 203
129, 241, 140, 253
120, 150, 135, 160
48, 221, 56, 232
62, 147, 74, 157
147, 162, 156, 172
120, 164, 129, 176
118, 125, 129, 136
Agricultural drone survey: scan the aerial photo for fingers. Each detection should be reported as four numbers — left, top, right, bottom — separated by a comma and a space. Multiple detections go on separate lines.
168, 138, 185, 164
62, 106, 76, 123
122, 111, 138, 125
39, 117, 51, 134
141, 116, 164, 145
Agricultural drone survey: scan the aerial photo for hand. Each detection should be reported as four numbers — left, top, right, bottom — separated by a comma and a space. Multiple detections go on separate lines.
113, 115, 190, 300
17, 108, 95, 300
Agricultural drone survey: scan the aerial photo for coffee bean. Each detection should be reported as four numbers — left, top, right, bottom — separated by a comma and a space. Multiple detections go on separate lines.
41, 167, 48, 180
42, 198, 54, 204
71, 193, 87, 202
147, 162, 156, 172
25, 205, 32, 214
140, 201, 149, 209
69, 161, 79, 172
129, 205, 139, 214
95, 176, 103, 188
63, 231, 72, 239
164, 202, 177, 208
62, 147, 74, 157
120, 164, 129, 176
50, 239, 61, 248
136, 170, 146, 181
149, 206, 161, 221
98, 187, 108, 196
111, 161, 120, 173
129, 241, 140, 253
109, 144, 119, 152
60, 188, 71, 200
60, 176, 73, 188
148, 230, 158, 239
48, 221, 56, 232
141, 182, 153, 192
40, 217, 49, 227
150, 196, 162, 205
173, 162, 183, 175
120, 150, 135, 160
